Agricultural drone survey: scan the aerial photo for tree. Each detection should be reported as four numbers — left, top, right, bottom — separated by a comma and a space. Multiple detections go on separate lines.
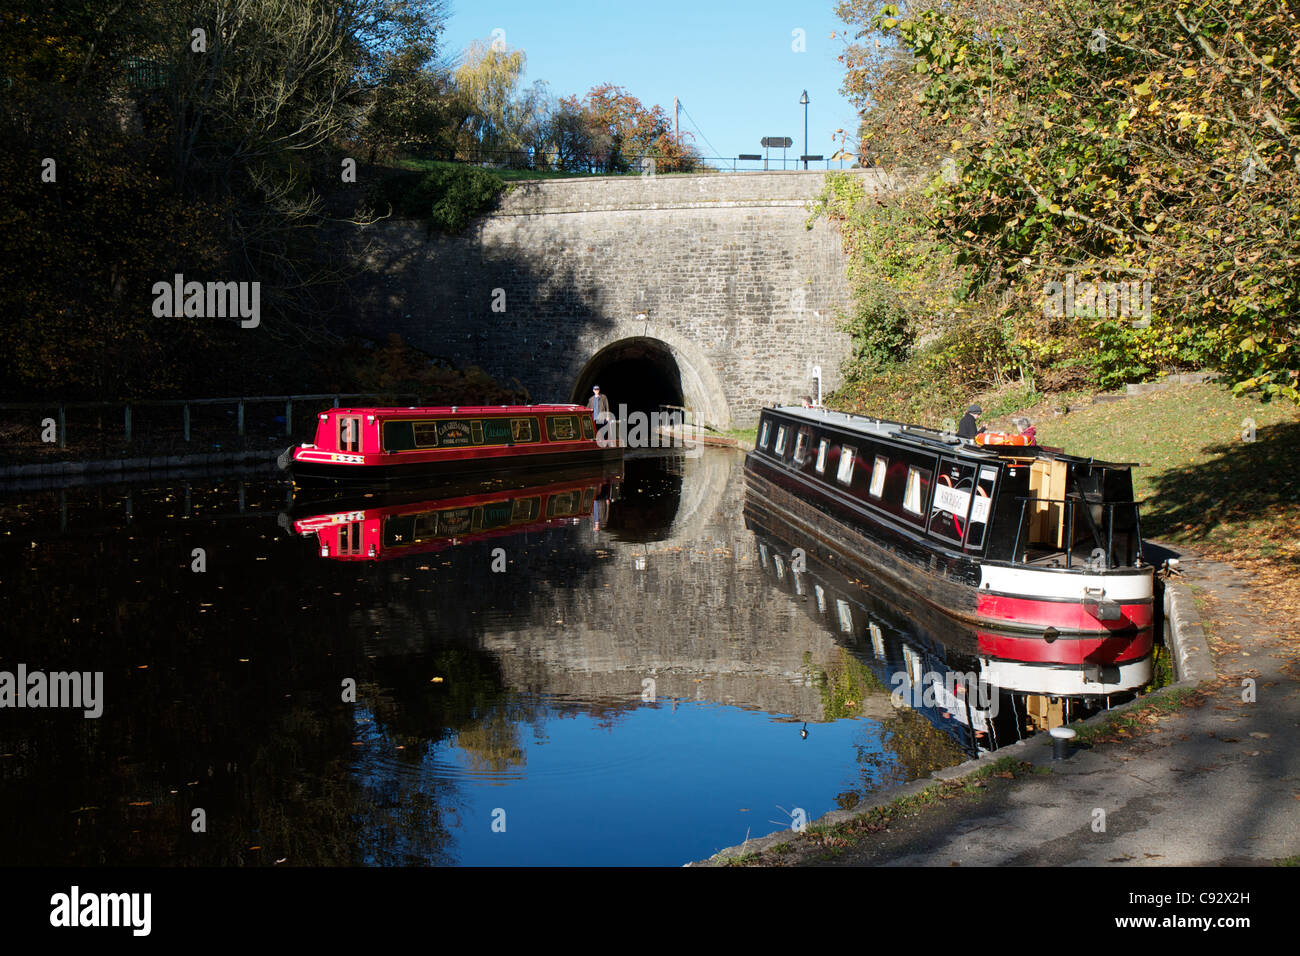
451, 38, 529, 161
559, 84, 701, 172
834, 0, 1300, 402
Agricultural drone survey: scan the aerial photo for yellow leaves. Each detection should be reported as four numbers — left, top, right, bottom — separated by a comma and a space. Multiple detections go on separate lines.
1182, 67, 1198, 78
1134, 78, 1152, 96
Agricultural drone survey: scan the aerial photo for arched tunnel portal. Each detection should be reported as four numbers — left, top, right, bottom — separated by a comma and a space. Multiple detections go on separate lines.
569, 336, 730, 427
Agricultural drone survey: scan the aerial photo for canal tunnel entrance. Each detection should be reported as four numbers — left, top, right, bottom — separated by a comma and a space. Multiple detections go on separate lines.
571, 338, 685, 418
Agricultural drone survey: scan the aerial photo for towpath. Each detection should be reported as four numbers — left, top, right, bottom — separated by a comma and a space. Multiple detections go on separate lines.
699, 546, 1300, 866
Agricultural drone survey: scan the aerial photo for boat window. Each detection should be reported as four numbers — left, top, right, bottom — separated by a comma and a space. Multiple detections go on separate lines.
963, 467, 999, 550
546, 416, 579, 441
793, 427, 813, 465
339, 417, 360, 453
927, 461, 978, 544
869, 456, 888, 497
384, 512, 437, 547
547, 491, 583, 517
758, 421, 770, 449
511, 496, 542, 522
510, 418, 539, 443
774, 426, 788, 456
903, 644, 923, 687
869, 623, 885, 661
480, 500, 515, 529
815, 439, 829, 473
836, 445, 857, 485
903, 466, 931, 515
339, 521, 362, 555
580, 416, 594, 439
836, 599, 853, 634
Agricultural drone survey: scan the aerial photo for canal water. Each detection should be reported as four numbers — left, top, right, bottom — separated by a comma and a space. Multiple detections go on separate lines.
0, 450, 1149, 866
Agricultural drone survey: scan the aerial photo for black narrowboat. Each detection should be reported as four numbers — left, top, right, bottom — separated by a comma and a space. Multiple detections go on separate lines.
744, 406, 1154, 636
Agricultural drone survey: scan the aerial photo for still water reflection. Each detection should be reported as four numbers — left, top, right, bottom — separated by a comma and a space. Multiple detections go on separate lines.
0, 451, 1149, 865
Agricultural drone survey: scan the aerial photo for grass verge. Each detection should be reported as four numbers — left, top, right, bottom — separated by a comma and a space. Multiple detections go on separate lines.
724, 756, 1040, 866
1070, 686, 1201, 745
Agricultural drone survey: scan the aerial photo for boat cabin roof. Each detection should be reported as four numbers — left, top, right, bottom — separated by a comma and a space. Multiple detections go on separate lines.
326, 404, 589, 419
764, 405, 1137, 471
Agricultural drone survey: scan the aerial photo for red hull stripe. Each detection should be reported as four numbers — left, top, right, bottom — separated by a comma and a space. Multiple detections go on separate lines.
976, 628, 1154, 664
976, 593, 1154, 632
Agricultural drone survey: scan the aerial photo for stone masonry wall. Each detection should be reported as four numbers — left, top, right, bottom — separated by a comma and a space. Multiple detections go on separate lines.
352, 169, 905, 427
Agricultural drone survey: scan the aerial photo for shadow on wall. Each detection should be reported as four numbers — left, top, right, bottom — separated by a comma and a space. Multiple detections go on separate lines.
344, 223, 651, 408
340, 220, 733, 427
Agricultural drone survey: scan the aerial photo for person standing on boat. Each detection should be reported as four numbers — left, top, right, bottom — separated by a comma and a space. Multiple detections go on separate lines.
957, 404, 985, 439
588, 385, 614, 442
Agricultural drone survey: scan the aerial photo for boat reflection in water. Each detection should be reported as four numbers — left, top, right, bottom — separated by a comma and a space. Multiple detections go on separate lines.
288, 464, 623, 562
745, 498, 1155, 757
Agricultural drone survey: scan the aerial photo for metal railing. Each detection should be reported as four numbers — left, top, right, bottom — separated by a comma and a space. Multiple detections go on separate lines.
1011, 495, 1144, 569
0, 393, 422, 451
410, 146, 856, 175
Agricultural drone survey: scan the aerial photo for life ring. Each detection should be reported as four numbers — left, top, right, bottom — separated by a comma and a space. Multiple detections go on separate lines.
975, 432, 1030, 446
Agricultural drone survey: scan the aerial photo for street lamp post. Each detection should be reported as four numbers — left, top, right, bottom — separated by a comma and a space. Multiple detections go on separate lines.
799, 90, 809, 170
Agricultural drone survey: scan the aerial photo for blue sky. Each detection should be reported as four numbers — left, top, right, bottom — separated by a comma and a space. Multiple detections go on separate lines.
439, 0, 864, 163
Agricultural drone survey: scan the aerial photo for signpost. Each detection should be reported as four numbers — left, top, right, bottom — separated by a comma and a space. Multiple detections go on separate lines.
761, 136, 793, 170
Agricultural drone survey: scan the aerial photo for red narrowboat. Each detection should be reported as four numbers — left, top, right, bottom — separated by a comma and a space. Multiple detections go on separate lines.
279, 403, 622, 486
291, 470, 620, 562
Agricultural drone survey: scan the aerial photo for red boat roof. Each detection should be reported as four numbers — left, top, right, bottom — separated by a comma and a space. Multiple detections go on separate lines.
326, 404, 588, 416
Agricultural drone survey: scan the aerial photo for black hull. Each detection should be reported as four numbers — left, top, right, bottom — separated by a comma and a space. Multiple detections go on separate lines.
744, 458, 1151, 635
746, 455, 984, 620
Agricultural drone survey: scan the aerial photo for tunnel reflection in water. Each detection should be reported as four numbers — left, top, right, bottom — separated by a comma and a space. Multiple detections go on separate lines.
0, 452, 1002, 866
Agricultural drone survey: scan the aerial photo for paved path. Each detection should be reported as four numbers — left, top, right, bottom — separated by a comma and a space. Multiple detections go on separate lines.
701, 546, 1300, 866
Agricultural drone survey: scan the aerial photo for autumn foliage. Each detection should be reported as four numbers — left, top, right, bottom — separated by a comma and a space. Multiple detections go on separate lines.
832, 0, 1300, 404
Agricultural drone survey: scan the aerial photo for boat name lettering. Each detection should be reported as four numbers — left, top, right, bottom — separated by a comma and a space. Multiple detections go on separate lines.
933, 483, 971, 517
